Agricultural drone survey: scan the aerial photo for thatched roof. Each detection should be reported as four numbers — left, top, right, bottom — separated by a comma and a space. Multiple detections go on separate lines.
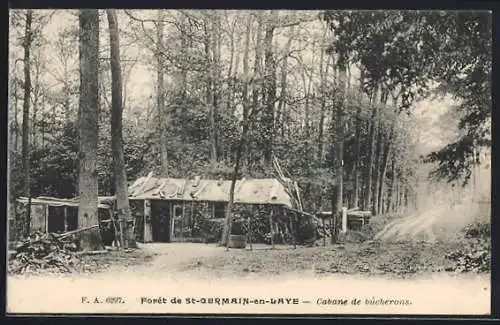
128, 176, 293, 208
17, 196, 111, 209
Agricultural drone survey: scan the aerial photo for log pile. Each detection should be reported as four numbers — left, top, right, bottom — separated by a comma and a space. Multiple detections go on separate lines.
8, 231, 80, 274
444, 222, 491, 273
444, 229, 491, 273
316, 219, 331, 238
444, 246, 490, 273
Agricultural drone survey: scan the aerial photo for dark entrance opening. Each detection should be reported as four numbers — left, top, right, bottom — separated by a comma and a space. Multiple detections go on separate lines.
67, 207, 78, 231
151, 200, 171, 242
98, 208, 114, 246
47, 206, 65, 233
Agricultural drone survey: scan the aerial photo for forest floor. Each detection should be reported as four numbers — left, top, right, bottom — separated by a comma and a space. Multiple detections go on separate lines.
7, 241, 491, 314
179, 242, 461, 278
8, 238, 489, 278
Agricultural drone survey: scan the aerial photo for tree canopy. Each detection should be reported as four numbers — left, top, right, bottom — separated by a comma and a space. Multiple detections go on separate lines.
323, 10, 491, 183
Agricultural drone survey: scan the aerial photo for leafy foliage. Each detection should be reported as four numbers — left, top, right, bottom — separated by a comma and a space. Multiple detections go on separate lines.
8, 10, 490, 228
323, 10, 491, 184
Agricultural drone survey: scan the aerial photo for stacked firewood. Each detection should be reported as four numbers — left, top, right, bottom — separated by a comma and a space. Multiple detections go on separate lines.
315, 219, 332, 239
444, 222, 491, 273
445, 235, 491, 273
445, 248, 490, 273
8, 231, 80, 274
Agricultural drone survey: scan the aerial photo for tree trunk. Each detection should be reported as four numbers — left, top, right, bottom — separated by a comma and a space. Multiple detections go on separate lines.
394, 173, 401, 213
204, 17, 217, 163
31, 54, 41, 151
387, 153, 397, 213
122, 59, 138, 114
373, 129, 383, 216
398, 178, 405, 213
331, 63, 347, 244
302, 46, 315, 138
61, 39, 72, 121
240, 14, 252, 167
373, 92, 386, 216
353, 68, 363, 209
107, 9, 135, 249
277, 25, 294, 142
10, 75, 19, 151
221, 14, 252, 247
14, 76, 20, 151
251, 20, 263, 110
262, 17, 276, 168
317, 40, 331, 163
230, 33, 241, 116
221, 129, 246, 247
226, 18, 238, 112
22, 9, 33, 236
249, 15, 263, 167
364, 86, 379, 212
156, 10, 169, 176
212, 13, 222, 159
179, 14, 188, 104
300, 69, 308, 135
378, 129, 393, 215
41, 95, 46, 149
78, 9, 102, 251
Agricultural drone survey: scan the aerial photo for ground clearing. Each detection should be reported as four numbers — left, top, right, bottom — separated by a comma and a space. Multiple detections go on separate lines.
7, 242, 490, 315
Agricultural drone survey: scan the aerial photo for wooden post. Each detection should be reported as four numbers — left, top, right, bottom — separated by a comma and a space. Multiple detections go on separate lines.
170, 204, 175, 241
341, 207, 347, 233
63, 206, 68, 232
269, 207, 275, 249
292, 212, 300, 249
286, 210, 292, 246
143, 200, 152, 243
181, 203, 185, 240
248, 215, 253, 251
190, 201, 194, 237
44, 204, 49, 234
322, 217, 326, 246
119, 217, 125, 248
329, 214, 334, 244
112, 217, 120, 248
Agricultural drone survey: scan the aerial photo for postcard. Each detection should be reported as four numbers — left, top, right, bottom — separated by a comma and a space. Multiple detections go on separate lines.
6, 8, 492, 316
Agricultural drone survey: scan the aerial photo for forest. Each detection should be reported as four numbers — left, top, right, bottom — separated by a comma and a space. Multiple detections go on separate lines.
8, 9, 491, 249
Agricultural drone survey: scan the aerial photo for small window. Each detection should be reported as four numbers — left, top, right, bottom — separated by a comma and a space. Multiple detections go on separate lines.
213, 202, 226, 219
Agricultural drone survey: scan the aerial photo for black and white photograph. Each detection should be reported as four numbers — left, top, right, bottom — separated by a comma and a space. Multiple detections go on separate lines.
6, 8, 492, 315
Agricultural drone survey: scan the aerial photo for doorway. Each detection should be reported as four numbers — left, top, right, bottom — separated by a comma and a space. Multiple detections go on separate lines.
47, 206, 65, 233
151, 200, 171, 242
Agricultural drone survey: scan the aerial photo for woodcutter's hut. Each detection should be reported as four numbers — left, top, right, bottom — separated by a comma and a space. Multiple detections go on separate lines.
11, 175, 310, 245
124, 175, 297, 243
13, 196, 112, 238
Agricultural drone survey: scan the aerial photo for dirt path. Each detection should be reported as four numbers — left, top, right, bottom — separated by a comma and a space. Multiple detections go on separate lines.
103, 243, 223, 278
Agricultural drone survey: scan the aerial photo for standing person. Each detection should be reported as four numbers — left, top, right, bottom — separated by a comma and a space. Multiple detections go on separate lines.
112, 211, 121, 248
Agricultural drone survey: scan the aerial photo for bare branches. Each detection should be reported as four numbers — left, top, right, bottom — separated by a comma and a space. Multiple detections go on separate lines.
124, 10, 177, 26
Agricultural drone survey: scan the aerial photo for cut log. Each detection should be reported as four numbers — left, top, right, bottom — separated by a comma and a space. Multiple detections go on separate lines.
75, 250, 109, 256
347, 211, 372, 217
55, 224, 100, 239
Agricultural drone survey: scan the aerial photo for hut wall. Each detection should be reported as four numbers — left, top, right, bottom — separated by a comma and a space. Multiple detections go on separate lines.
30, 203, 47, 233
130, 199, 145, 242
11, 202, 27, 241
127, 198, 293, 245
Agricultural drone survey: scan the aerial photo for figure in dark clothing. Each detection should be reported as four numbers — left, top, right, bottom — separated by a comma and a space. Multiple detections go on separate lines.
112, 211, 121, 248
